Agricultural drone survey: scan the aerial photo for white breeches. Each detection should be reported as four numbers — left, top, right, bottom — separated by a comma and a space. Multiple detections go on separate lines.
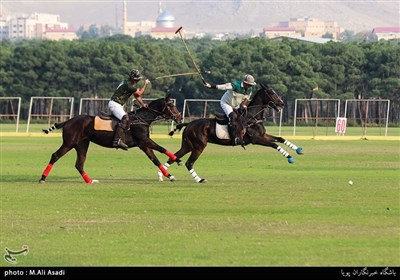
108, 100, 126, 120
220, 101, 233, 117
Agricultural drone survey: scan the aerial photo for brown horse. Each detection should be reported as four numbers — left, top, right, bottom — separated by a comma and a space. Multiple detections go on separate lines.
159, 84, 304, 183
39, 93, 182, 184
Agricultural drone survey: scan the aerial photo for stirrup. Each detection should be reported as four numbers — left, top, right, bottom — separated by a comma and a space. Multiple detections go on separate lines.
233, 137, 244, 146
114, 139, 128, 151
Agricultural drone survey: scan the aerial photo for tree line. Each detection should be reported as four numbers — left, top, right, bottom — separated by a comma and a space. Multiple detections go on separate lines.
0, 36, 399, 124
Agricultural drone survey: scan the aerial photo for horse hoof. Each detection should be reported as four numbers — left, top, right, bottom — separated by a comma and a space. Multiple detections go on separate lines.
158, 171, 164, 182
198, 179, 207, 183
288, 157, 295, 164
296, 147, 303, 155
169, 175, 176, 182
177, 160, 183, 166
91, 179, 99, 183
39, 180, 45, 184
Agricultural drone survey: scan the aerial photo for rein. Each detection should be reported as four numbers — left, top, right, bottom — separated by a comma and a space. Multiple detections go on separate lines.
129, 102, 178, 126
241, 87, 283, 128
241, 104, 268, 127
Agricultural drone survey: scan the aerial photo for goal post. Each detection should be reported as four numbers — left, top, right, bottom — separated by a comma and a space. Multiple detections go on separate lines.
344, 99, 390, 136
26, 97, 74, 132
79, 98, 109, 115
0, 97, 21, 132
293, 99, 341, 136
182, 99, 221, 122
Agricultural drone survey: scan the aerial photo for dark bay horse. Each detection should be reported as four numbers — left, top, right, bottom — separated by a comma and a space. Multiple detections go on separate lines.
159, 84, 303, 183
39, 93, 182, 184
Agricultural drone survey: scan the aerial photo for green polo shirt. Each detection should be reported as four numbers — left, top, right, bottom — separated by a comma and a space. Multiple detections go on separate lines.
110, 79, 138, 105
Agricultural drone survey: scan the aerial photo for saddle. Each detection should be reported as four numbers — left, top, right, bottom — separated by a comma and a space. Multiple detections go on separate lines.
214, 112, 230, 140
94, 111, 119, 131
214, 112, 229, 125
213, 111, 247, 141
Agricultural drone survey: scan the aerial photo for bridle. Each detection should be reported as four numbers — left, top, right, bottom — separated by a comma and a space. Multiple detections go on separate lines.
241, 87, 284, 127
265, 88, 283, 111
164, 101, 182, 123
144, 100, 182, 123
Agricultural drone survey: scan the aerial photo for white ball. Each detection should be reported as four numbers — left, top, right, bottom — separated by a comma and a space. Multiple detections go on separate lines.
348, 180, 353, 185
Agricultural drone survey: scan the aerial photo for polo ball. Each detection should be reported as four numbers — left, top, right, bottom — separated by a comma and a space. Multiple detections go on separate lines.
348, 180, 353, 185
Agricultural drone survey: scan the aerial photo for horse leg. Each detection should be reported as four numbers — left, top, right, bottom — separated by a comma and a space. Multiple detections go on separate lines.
139, 145, 176, 182
265, 135, 303, 155
139, 137, 182, 164
278, 138, 303, 155
39, 144, 73, 183
74, 140, 98, 184
253, 135, 297, 164
184, 147, 207, 183
157, 146, 191, 182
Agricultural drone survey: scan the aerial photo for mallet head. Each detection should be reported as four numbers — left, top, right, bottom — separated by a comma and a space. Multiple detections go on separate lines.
175, 26, 183, 34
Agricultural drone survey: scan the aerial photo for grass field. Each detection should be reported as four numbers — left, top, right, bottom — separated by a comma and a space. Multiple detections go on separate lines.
2, 122, 400, 137
0, 135, 399, 267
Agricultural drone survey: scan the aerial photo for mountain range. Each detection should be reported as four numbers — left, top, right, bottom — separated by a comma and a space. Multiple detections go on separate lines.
3, 0, 400, 33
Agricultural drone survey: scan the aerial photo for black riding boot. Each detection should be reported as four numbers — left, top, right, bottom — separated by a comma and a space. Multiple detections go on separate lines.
113, 115, 129, 150
228, 112, 244, 146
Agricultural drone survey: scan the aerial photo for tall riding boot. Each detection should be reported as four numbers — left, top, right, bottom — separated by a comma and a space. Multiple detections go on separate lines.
228, 112, 244, 146
113, 115, 129, 150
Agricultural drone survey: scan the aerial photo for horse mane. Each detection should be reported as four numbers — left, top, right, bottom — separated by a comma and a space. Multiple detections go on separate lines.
129, 97, 164, 116
247, 84, 267, 108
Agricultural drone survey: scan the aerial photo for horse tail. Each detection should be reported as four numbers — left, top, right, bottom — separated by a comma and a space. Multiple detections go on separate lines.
42, 121, 66, 134
169, 123, 189, 136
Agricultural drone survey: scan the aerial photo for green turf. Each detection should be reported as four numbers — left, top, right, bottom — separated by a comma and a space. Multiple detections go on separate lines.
0, 137, 399, 266
1, 122, 400, 137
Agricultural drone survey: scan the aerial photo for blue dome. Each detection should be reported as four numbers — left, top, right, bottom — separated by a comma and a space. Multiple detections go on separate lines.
156, 10, 175, 27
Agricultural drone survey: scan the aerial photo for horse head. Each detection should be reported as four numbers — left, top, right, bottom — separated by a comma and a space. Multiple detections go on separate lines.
148, 93, 182, 124
260, 83, 285, 112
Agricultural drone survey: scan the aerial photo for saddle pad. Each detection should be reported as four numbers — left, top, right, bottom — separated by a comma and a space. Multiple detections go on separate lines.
94, 116, 113, 131
215, 123, 230, 140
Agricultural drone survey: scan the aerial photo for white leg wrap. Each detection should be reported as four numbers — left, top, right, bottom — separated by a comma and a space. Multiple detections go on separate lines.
277, 146, 289, 158
284, 140, 298, 150
158, 163, 170, 182
189, 169, 202, 183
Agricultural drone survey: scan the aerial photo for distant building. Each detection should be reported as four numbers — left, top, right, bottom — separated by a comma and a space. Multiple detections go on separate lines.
276, 17, 342, 40
122, 1, 180, 39
43, 28, 78, 41
372, 27, 400, 41
2, 12, 76, 40
270, 35, 335, 44
122, 0, 176, 39
0, 16, 8, 39
262, 27, 299, 39
122, 0, 155, 37
150, 9, 177, 39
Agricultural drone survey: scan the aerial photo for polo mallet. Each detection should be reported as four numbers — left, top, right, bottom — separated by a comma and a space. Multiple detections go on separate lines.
151, 70, 211, 81
175, 26, 207, 85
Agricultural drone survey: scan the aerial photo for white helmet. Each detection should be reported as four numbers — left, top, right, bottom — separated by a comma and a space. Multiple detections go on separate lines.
243, 74, 256, 86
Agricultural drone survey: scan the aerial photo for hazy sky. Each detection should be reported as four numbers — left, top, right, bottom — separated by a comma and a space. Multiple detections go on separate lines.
2, 0, 399, 32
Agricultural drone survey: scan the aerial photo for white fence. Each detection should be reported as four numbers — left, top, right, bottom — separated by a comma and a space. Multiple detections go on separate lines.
344, 99, 390, 137
293, 99, 341, 136
0, 97, 21, 132
2, 96, 394, 136
26, 97, 74, 133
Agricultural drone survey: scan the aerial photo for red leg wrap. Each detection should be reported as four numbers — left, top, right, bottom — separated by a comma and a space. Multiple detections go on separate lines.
158, 164, 170, 177
165, 151, 177, 161
81, 172, 92, 183
42, 163, 53, 177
